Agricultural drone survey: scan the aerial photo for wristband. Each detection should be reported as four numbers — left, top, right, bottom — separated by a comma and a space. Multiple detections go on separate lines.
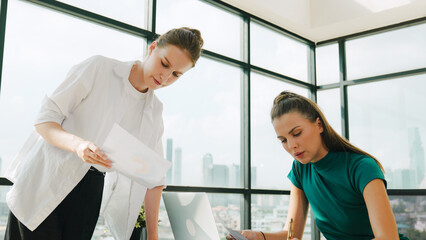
260, 231, 266, 240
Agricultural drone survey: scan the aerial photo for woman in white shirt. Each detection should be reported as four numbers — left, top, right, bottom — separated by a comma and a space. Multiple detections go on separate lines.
5, 27, 203, 240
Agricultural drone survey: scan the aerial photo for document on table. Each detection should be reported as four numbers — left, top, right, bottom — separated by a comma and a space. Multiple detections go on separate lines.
100, 123, 171, 188
218, 216, 248, 240
225, 227, 248, 240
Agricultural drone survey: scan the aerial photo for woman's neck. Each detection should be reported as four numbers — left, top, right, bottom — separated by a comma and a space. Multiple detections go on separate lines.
128, 61, 148, 93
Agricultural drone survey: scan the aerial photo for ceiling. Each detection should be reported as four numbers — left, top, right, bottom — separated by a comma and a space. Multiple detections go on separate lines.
220, 0, 426, 42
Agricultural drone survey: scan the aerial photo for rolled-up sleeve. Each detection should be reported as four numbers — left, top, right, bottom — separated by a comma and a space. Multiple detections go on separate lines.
35, 55, 103, 125
155, 115, 167, 188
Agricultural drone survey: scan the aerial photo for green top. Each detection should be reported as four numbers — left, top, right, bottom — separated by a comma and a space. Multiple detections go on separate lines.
287, 151, 386, 240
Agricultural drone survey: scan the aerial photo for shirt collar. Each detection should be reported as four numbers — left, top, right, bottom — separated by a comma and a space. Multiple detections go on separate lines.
113, 59, 136, 79
113, 60, 151, 99
312, 151, 341, 171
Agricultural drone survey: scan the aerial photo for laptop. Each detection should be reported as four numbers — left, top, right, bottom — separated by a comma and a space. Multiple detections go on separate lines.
162, 192, 222, 240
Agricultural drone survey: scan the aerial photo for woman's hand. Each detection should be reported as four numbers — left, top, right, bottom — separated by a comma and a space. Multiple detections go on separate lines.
225, 230, 258, 240
35, 122, 112, 168
75, 141, 112, 168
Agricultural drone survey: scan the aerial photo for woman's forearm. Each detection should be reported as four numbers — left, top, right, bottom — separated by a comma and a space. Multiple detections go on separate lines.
35, 121, 84, 153
35, 121, 111, 168
144, 185, 163, 240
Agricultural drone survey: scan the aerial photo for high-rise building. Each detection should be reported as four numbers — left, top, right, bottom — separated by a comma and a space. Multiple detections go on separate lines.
202, 153, 213, 186
408, 127, 425, 186
173, 147, 182, 185
212, 164, 229, 187
229, 164, 240, 187
394, 169, 416, 188
166, 139, 173, 184
211, 164, 229, 206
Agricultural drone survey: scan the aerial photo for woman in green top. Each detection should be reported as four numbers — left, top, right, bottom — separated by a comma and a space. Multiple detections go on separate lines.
227, 91, 406, 240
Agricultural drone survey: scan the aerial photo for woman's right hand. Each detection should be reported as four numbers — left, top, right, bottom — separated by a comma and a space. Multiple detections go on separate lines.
75, 141, 112, 168
225, 230, 258, 240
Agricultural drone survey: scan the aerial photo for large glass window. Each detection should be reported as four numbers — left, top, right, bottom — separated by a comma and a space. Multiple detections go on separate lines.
0, 186, 10, 239
251, 194, 313, 240
346, 22, 426, 80
348, 74, 426, 189
317, 88, 342, 136
0, 0, 145, 176
157, 0, 242, 61
58, 0, 148, 29
156, 57, 241, 187
251, 22, 309, 82
315, 43, 340, 85
250, 72, 309, 189
389, 196, 426, 239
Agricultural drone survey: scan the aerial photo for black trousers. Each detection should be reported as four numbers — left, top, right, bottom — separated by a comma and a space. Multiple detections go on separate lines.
5, 168, 105, 240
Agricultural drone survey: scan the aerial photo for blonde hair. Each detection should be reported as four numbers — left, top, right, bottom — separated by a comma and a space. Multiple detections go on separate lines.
156, 27, 204, 66
271, 91, 384, 172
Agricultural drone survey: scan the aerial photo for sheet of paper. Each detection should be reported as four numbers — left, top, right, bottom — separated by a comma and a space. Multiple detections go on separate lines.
218, 216, 248, 240
101, 123, 171, 188
225, 227, 248, 240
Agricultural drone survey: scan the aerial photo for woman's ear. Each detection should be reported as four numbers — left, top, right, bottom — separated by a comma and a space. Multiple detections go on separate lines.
316, 117, 324, 133
148, 41, 158, 56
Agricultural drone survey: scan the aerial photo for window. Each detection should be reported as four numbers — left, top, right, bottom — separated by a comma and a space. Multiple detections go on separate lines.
0, 186, 10, 239
250, 72, 309, 189
252, 194, 313, 240
315, 43, 340, 85
389, 195, 426, 239
348, 74, 426, 189
157, 0, 242, 60
346, 22, 426, 80
156, 57, 242, 187
251, 21, 310, 82
317, 88, 342, 136
0, 0, 145, 176
58, 0, 148, 29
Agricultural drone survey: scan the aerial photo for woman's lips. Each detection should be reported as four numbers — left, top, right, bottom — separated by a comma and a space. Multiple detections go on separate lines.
153, 78, 161, 85
295, 152, 304, 158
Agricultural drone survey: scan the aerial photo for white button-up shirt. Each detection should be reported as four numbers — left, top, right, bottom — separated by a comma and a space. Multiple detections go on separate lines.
5, 55, 165, 239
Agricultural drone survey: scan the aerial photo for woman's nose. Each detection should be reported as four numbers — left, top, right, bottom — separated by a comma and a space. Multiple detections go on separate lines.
287, 138, 297, 149
160, 69, 173, 81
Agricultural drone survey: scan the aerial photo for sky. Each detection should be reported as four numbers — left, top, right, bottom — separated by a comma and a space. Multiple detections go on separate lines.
0, 0, 425, 190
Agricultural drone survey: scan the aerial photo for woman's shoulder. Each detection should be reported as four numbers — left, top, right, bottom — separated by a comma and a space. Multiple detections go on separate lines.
151, 93, 164, 111
78, 55, 125, 69
344, 152, 382, 175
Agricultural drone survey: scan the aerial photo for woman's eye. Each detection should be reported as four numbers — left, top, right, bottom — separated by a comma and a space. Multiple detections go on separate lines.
281, 138, 287, 143
294, 132, 301, 137
173, 72, 179, 77
161, 61, 168, 68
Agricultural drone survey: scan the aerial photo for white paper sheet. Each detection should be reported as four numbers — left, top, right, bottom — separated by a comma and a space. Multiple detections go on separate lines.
218, 216, 248, 240
225, 227, 248, 240
100, 123, 171, 188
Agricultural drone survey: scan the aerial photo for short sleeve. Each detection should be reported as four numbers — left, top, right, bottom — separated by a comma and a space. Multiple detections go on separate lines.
35, 55, 103, 125
351, 156, 386, 194
287, 160, 303, 190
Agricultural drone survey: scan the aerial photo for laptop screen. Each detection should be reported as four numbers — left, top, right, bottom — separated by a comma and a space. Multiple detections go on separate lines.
162, 192, 221, 240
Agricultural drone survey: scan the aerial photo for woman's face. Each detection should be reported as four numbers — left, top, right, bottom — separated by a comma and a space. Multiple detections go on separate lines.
142, 41, 193, 91
272, 111, 328, 164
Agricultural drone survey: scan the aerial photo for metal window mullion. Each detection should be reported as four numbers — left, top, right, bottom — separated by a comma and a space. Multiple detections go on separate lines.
0, 0, 8, 93
26, 0, 155, 40
309, 43, 321, 240
241, 14, 251, 230
338, 40, 349, 140
148, 0, 156, 34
